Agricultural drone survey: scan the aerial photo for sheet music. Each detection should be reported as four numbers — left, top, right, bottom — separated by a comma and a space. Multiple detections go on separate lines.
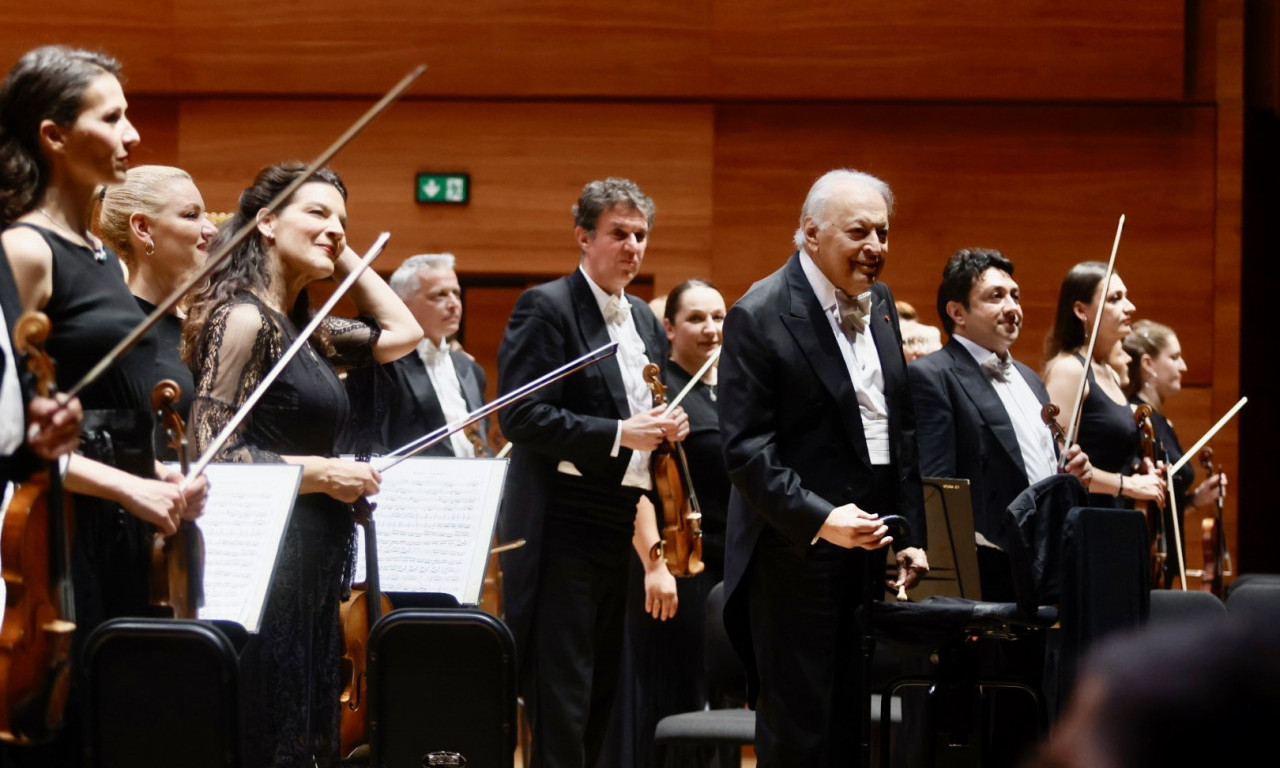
355, 457, 507, 604
189, 463, 301, 632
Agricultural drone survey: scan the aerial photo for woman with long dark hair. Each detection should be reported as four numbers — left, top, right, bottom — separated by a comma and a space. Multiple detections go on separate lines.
183, 162, 419, 766
0, 44, 206, 763
1042, 261, 1164, 509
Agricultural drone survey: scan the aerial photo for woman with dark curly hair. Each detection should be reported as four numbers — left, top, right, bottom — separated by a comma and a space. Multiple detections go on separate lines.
183, 161, 419, 766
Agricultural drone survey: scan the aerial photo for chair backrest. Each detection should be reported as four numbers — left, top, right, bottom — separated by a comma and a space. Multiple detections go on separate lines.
1048, 505, 1149, 718
367, 608, 517, 768
1226, 572, 1280, 598
83, 618, 241, 768
1225, 582, 1280, 629
997, 474, 1091, 609
704, 582, 748, 704
1147, 589, 1227, 626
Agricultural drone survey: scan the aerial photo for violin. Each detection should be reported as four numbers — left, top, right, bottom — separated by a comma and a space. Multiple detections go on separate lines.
642, 363, 704, 578
1133, 403, 1168, 587
1041, 403, 1068, 453
0, 312, 75, 744
1198, 447, 1232, 597
148, 379, 205, 619
338, 488, 391, 757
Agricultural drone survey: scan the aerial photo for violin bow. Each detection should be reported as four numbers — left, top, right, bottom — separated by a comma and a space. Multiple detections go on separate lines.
63, 65, 426, 401
181, 233, 390, 487
1059, 213, 1124, 470
1165, 463, 1187, 590
376, 342, 619, 473
1169, 396, 1248, 476
661, 346, 720, 418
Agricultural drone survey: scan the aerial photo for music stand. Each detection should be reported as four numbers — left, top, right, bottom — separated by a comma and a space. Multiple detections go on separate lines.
884, 477, 980, 600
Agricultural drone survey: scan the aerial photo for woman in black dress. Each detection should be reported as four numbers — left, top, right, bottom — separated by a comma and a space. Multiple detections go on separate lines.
609, 278, 730, 768
98, 164, 218, 458
1122, 319, 1225, 586
1043, 261, 1164, 510
183, 162, 419, 767
1, 45, 207, 764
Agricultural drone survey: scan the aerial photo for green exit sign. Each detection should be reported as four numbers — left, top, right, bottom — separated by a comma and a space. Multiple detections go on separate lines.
416, 172, 470, 204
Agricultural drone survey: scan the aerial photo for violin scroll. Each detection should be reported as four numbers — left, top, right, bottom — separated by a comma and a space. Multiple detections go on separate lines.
1041, 403, 1068, 450
12, 314, 54, 398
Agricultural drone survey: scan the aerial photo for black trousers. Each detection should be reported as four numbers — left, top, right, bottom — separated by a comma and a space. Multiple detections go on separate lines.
527, 478, 640, 768
748, 530, 870, 768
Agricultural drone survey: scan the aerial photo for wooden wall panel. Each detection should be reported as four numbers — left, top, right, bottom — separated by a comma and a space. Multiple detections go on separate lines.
713, 102, 1217, 381
166, 0, 712, 98
0, 2, 176, 89
711, 1, 1186, 101
171, 99, 712, 291
5, 1, 1182, 101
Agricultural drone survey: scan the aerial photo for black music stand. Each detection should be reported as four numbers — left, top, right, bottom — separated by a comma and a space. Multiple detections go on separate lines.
883, 477, 981, 600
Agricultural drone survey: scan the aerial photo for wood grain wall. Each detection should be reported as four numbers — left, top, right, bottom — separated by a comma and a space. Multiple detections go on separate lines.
2, 1, 1250, 577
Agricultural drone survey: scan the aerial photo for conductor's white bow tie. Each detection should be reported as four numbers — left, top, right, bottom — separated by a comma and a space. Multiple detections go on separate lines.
834, 289, 871, 336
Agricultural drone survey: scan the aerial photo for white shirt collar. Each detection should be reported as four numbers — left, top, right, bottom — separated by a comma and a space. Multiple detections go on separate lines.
798, 251, 871, 313
953, 334, 1011, 370
417, 335, 451, 360
579, 265, 625, 318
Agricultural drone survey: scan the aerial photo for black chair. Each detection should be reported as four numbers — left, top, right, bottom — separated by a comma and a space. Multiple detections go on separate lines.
866, 474, 1092, 768
366, 608, 517, 768
653, 581, 902, 766
1146, 589, 1226, 626
651, 582, 752, 765
1224, 580, 1280, 629
1047, 505, 1150, 717
83, 618, 241, 768
1225, 572, 1280, 598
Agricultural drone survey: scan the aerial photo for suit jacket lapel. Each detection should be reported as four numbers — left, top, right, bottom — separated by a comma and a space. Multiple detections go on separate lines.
947, 340, 1028, 476
452, 352, 484, 410
569, 270, 630, 419
868, 288, 903, 388
778, 256, 870, 464
402, 355, 448, 428
629, 294, 665, 367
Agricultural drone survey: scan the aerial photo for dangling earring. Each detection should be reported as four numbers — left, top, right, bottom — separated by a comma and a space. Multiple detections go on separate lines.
144, 238, 155, 257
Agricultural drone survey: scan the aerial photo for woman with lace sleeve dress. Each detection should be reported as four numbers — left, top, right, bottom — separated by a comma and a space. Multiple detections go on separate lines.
0, 46, 208, 765
1042, 261, 1165, 511
183, 163, 419, 768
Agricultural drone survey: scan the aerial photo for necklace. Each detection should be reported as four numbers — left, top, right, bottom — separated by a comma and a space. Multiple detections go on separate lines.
38, 208, 106, 263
